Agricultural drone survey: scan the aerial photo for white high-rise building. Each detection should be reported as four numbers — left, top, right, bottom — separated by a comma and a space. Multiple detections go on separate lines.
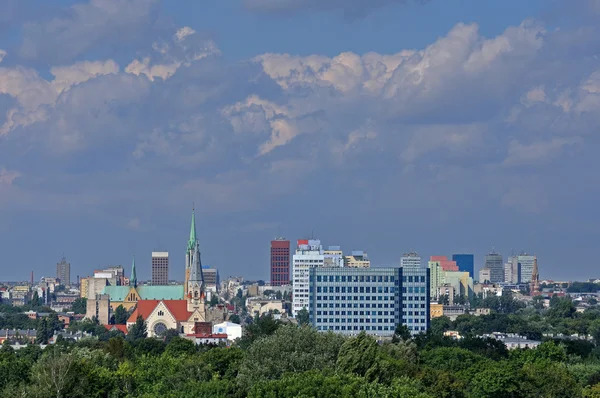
292, 239, 324, 317
324, 246, 344, 267
517, 253, 536, 283
401, 252, 421, 268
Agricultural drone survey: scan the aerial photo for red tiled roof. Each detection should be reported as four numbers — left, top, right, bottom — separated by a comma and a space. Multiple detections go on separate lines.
163, 300, 192, 321
104, 324, 128, 334
127, 300, 160, 323
127, 299, 192, 323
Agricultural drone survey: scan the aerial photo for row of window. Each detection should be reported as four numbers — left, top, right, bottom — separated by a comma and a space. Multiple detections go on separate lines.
316, 275, 394, 283
402, 303, 427, 309
317, 310, 393, 316
315, 318, 394, 324
317, 325, 392, 331
316, 286, 392, 293
402, 275, 426, 283
402, 286, 427, 294
316, 303, 391, 308
403, 311, 427, 316
406, 319, 427, 324
315, 295, 393, 301
402, 296, 427, 301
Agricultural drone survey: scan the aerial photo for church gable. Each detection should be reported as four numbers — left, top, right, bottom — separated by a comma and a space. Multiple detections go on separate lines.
124, 287, 141, 303
146, 301, 179, 337
186, 308, 206, 323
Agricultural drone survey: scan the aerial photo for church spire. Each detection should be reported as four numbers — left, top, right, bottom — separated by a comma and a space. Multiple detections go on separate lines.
188, 206, 197, 251
131, 256, 137, 288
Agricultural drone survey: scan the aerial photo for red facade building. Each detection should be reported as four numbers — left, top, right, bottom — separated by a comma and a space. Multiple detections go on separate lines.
270, 238, 290, 286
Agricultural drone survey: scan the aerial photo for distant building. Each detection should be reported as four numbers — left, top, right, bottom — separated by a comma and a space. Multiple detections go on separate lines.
292, 239, 324, 317
212, 321, 242, 341
56, 256, 71, 286
430, 256, 458, 272
504, 259, 520, 284
344, 251, 370, 268
202, 266, 219, 293
401, 265, 430, 334
484, 251, 504, 283
324, 246, 344, 267
151, 252, 169, 285
270, 238, 290, 286
452, 254, 474, 279
401, 252, 421, 268
516, 253, 536, 283
479, 268, 491, 284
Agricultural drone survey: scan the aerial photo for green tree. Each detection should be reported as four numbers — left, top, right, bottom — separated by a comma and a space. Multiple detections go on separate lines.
297, 307, 310, 326
70, 298, 87, 315
229, 314, 241, 324
336, 332, 380, 377
165, 337, 197, 356
209, 295, 219, 307
470, 362, 523, 398
162, 329, 180, 344
392, 324, 412, 343
237, 324, 345, 388
36, 319, 49, 344
31, 291, 41, 308
113, 305, 128, 325
126, 316, 147, 342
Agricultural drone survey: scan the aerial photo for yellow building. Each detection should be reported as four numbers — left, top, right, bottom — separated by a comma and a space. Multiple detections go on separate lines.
430, 303, 444, 319
344, 251, 370, 268
80, 277, 89, 299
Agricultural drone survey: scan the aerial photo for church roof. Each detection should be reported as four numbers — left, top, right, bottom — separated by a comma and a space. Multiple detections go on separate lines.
102, 285, 184, 302
127, 299, 191, 323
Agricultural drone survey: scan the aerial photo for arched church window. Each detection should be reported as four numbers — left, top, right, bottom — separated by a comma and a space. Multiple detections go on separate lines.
194, 291, 198, 298
158, 310, 164, 316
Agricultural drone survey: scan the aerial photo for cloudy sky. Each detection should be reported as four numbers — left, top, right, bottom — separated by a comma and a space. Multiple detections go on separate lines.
1, 0, 599, 283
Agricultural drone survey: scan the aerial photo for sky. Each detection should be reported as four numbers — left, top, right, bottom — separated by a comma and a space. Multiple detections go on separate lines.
1, 0, 600, 283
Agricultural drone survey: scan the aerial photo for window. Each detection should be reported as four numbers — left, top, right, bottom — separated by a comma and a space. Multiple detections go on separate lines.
157, 310, 164, 316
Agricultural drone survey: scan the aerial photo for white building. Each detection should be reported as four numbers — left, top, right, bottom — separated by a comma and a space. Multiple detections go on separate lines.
401, 252, 421, 268
212, 321, 242, 341
517, 253, 536, 283
292, 239, 324, 317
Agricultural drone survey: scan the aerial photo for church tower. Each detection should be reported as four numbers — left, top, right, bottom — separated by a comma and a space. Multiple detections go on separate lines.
185, 209, 206, 314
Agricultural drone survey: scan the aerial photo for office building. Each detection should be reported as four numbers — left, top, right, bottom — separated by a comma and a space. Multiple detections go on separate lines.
344, 251, 370, 268
516, 253, 536, 283
504, 258, 521, 284
401, 252, 421, 268
308, 266, 429, 337
428, 261, 443, 300
430, 256, 458, 271
485, 251, 504, 283
151, 252, 169, 285
270, 238, 290, 286
452, 254, 474, 279
292, 239, 324, 317
56, 256, 71, 286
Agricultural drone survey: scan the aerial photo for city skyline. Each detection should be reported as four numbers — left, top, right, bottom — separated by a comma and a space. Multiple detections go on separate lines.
1, 0, 599, 282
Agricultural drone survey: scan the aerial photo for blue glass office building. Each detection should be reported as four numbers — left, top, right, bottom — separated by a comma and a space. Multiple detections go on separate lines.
452, 254, 475, 279
309, 267, 429, 336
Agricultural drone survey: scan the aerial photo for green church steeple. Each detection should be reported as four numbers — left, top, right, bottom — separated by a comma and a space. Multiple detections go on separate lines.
188, 207, 197, 251
131, 256, 137, 288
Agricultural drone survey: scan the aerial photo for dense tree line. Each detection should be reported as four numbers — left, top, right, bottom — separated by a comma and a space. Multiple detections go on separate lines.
2, 312, 600, 398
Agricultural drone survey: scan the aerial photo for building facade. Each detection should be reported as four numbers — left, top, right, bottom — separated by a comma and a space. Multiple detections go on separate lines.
270, 238, 290, 286
292, 239, 324, 317
452, 254, 474, 279
516, 253, 536, 283
485, 251, 504, 283
401, 265, 430, 334
151, 252, 169, 285
324, 246, 344, 267
56, 256, 71, 286
308, 266, 429, 337
202, 266, 219, 293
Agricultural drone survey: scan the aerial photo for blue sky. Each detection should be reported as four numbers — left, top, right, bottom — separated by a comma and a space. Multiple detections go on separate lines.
1, 0, 600, 283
